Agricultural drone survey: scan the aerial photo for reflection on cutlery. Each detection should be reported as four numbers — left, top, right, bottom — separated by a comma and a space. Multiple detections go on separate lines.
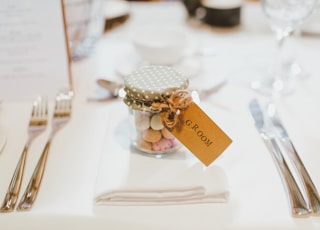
267, 102, 320, 215
89, 78, 227, 102
0, 96, 48, 213
249, 99, 310, 217
17, 90, 73, 211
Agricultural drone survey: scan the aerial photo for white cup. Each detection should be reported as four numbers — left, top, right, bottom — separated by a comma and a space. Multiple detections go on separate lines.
132, 26, 187, 65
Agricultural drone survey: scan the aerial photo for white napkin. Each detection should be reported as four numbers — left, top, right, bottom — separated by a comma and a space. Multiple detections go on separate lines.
93, 103, 229, 206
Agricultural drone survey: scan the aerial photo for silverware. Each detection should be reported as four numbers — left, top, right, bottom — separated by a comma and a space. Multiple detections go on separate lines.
96, 79, 123, 97
86, 79, 125, 102
267, 102, 320, 215
249, 99, 310, 217
0, 96, 48, 213
17, 90, 73, 211
196, 79, 227, 100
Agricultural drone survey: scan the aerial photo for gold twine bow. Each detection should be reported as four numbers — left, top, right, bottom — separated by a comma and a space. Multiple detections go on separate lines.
152, 90, 192, 130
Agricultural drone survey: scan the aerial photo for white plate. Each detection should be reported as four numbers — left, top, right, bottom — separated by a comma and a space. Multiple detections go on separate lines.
104, 0, 130, 19
0, 125, 7, 154
114, 52, 202, 79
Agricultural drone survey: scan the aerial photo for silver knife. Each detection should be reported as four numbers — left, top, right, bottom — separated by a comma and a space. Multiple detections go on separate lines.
267, 102, 320, 215
249, 99, 310, 217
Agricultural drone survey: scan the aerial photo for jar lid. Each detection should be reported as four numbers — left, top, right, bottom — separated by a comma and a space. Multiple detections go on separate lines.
123, 65, 189, 110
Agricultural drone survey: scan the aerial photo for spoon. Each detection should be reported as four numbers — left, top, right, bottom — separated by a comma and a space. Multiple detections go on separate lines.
86, 79, 124, 102
89, 78, 227, 102
97, 79, 123, 97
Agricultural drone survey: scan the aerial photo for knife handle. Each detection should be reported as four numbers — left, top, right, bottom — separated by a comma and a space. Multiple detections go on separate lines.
262, 136, 310, 217
283, 141, 320, 215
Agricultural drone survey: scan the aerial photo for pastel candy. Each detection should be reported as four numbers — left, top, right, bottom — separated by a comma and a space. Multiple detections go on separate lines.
135, 112, 150, 130
161, 128, 174, 139
132, 110, 180, 154
142, 129, 162, 143
152, 138, 173, 151
170, 138, 180, 147
137, 138, 152, 150
150, 114, 164, 130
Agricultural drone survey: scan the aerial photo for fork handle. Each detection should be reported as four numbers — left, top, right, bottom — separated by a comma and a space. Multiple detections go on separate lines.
0, 144, 29, 212
263, 137, 310, 217
16, 140, 51, 211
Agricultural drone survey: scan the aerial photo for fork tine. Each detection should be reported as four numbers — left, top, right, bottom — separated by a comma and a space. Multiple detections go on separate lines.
31, 98, 39, 117
30, 97, 48, 126
38, 97, 47, 118
31, 97, 45, 117
54, 94, 72, 116
63, 97, 72, 113
54, 100, 64, 115
40, 97, 48, 115
44, 99, 48, 117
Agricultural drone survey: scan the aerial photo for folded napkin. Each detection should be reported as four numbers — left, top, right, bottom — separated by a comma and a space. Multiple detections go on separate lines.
94, 104, 229, 206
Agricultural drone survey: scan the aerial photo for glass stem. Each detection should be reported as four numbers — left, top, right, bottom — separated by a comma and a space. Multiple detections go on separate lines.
276, 33, 285, 50
270, 30, 288, 96
275, 30, 287, 63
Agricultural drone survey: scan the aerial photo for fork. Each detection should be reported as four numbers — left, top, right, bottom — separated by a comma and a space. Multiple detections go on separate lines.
0, 96, 48, 213
16, 90, 73, 211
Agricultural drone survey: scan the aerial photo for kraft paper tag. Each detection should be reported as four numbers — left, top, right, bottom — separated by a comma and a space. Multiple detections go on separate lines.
171, 102, 232, 166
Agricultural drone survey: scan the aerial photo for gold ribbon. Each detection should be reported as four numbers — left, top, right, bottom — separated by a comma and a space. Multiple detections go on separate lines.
152, 90, 192, 130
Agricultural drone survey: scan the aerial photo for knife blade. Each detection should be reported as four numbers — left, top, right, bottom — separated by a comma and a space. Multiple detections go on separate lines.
249, 99, 310, 217
267, 102, 320, 215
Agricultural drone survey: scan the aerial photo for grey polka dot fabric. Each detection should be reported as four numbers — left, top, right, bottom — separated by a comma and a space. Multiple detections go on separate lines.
123, 65, 189, 110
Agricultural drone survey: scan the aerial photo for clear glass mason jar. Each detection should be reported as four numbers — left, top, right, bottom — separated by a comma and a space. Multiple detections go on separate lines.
123, 65, 189, 157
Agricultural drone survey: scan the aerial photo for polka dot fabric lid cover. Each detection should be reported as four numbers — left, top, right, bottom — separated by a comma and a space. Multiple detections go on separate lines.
124, 65, 189, 111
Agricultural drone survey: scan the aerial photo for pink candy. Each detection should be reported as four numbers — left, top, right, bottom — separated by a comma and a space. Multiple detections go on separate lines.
152, 138, 173, 151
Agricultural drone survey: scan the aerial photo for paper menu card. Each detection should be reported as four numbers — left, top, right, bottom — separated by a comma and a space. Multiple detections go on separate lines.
0, 0, 72, 102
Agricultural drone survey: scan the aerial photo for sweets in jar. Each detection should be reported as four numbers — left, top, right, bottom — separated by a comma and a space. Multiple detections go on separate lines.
123, 65, 189, 157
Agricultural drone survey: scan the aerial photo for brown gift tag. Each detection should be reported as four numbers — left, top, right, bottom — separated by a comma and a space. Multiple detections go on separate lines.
171, 102, 232, 166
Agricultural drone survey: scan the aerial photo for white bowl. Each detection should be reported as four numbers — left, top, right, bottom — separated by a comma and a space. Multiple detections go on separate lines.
132, 27, 186, 65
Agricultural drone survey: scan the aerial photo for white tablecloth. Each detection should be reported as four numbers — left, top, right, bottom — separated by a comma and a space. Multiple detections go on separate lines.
1, 1, 320, 229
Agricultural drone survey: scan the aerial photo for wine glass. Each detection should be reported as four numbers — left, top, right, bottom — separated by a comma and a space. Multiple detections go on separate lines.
251, 0, 317, 96
288, 1, 320, 80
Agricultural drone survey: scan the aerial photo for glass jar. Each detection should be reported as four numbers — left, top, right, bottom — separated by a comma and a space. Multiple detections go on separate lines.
123, 65, 189, 157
